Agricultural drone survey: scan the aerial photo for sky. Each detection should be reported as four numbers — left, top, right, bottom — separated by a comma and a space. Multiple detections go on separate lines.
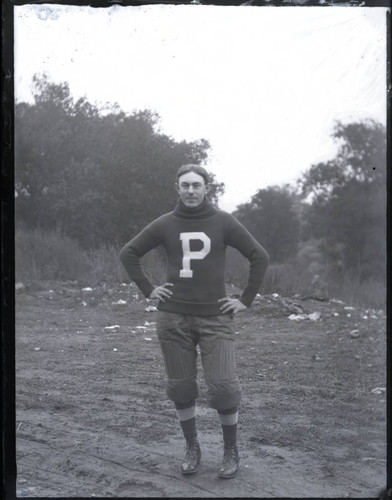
14, 3, 388, 212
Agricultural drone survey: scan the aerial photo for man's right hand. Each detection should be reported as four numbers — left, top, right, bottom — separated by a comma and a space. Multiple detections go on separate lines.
149, 283, 174, 302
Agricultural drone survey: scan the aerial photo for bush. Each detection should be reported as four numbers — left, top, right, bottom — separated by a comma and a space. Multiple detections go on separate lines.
15, 227, 127, 286
15, 227, 385, 310
86, 245, 129, 286
16, 227, 91, 283
226, 247, 385, 309
328, 274, 386, 310
262, 263, 312, 297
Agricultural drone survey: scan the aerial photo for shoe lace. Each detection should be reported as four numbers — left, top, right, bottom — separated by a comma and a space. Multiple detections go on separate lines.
185, 439, 200, 462
223, 442, 238, 463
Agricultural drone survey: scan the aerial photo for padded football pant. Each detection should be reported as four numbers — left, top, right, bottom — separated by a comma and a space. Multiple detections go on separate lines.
156, 311, 242, 411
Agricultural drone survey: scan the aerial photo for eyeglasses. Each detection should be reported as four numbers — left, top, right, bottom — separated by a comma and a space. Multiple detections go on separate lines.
178, 181, 205, 191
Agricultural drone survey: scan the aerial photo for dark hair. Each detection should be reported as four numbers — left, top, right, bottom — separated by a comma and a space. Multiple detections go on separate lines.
176, 164, 210, 184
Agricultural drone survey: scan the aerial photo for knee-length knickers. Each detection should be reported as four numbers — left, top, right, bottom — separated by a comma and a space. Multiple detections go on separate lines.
156, 311, 242, 411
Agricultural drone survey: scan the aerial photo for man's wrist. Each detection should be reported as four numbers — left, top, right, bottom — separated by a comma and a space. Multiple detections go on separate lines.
239, 296, 250, 308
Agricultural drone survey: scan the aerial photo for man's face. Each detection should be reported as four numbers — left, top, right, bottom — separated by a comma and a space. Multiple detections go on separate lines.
176, 171, 210, 208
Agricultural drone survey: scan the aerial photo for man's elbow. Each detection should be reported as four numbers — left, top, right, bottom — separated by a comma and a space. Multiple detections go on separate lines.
257, 246, 270, 267
118, 243, 133, 265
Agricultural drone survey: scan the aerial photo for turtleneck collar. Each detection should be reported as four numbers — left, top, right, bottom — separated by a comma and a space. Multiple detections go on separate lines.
173, 197, 218, 219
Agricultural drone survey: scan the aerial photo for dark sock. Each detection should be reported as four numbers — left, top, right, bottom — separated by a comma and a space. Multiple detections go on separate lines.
221, 423, 237, 443
175, 400, 197, 441
180, 418, 197, 441
218, 406, 238, 444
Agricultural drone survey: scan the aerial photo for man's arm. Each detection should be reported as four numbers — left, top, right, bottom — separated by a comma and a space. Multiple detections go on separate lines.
119, 220, 164, 298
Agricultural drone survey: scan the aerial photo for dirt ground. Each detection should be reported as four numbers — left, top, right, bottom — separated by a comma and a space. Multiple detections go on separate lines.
15, 280, 386, 498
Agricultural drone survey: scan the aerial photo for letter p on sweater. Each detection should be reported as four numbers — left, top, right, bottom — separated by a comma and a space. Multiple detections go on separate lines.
179, 232, 211, 278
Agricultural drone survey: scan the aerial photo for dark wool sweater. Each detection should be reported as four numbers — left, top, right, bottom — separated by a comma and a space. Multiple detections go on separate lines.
119, 198, 269, 316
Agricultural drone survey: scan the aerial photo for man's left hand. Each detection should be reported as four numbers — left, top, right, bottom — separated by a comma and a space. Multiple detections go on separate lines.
218, 297, 247, 315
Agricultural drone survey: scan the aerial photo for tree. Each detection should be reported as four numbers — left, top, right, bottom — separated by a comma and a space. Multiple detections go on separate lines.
15, 75, 224, 248
233, 185, 301, 264
298, 120, 386, 282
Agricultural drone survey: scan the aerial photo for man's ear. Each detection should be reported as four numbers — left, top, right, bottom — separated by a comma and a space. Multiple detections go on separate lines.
206, 183, 212, 193
174, 182, 180, 194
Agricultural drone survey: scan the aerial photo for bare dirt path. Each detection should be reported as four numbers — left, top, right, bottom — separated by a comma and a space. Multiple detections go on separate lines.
15, 281, 386, 497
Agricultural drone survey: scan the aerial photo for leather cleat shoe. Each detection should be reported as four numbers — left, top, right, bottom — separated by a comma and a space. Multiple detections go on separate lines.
218, 441, 239, 479
181, 437, 201, 475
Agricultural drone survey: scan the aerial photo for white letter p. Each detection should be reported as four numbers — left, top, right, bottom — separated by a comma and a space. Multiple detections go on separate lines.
179, 232, 211, 278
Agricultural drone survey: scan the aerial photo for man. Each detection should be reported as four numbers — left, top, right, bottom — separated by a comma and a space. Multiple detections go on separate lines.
119, 164, 269, 479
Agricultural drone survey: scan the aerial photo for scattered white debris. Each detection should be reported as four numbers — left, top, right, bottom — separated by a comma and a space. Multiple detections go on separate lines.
289, 312, 320, 321
34, 347, 41, 351
333, 312, 339, 317
145, 306, 158, 312
272, 293, 280, 298
81, 301, 87, 306
82, 287, 93, 292
111, 299, 128, 310
104, 325, 120, 333
331, 298, 345, 305
312, 354, 322, 361
344, 306, 355, 311
371, 387, 386, 395
113, 348, 118, 351
288, 314, 308, 321
144, 337, 152, 341
135, 321, 156, 330
15, 282, 25, 291
349, 329, 360, 338
361, 315, 368, 320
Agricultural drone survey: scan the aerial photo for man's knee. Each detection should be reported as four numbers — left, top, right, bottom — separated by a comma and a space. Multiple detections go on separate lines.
166, 377, 199, 404
206, 380, 242, 411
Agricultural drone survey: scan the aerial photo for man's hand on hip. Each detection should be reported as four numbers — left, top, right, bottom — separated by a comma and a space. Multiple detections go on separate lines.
149, 283, 174, 302
218, 297, 247, 315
